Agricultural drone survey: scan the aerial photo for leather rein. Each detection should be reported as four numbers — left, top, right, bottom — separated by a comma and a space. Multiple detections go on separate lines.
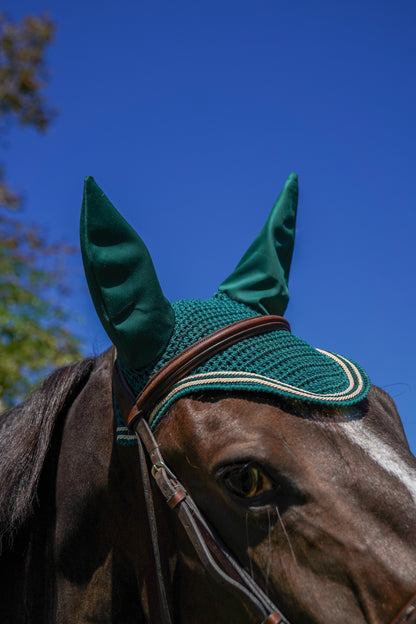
112, 315, 416, 624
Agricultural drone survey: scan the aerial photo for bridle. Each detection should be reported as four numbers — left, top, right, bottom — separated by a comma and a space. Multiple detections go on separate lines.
114, 315, 291, 623
112, 315, 416, 624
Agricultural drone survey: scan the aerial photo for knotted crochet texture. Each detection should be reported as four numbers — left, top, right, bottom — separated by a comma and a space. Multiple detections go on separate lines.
116, 293, 370, 443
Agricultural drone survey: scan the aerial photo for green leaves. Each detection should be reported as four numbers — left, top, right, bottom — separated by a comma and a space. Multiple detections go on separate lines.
0, 13, 56, 208
0, 13, 81, 410
0, 13, 56, 132
0, 214, 82, 411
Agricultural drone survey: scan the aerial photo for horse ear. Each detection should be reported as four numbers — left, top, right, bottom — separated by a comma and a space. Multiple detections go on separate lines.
80, 176, 175, 369
219, 172, 298, 315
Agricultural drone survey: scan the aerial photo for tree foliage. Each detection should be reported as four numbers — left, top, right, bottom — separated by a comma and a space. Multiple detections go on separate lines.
0, 13, 56, 208
0, 215, 81, 409
0, 14, 82, 411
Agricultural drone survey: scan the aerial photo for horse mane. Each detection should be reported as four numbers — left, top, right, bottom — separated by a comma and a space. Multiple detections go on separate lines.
0, 356, 97, 549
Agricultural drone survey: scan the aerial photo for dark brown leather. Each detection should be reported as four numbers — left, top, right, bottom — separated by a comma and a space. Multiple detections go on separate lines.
136, 430, 173, 624
167, 490, 186, 509
125, 315, 290, 428
134, 418, 291, 624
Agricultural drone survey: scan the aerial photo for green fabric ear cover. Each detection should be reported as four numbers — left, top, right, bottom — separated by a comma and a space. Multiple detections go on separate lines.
80, 177, 175, 369
219, 173, 298, 315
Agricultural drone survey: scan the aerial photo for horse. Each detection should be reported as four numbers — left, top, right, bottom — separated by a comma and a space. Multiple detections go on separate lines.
1, 173, 415, 624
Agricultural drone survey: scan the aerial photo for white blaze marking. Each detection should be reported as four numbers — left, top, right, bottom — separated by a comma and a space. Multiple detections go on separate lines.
337, 419, 416, 506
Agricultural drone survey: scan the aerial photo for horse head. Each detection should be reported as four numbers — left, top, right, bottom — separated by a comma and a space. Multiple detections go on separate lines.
79, 174, 416, 624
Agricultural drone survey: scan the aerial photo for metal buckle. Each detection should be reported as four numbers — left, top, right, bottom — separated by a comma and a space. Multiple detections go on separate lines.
151, 461, 178, 481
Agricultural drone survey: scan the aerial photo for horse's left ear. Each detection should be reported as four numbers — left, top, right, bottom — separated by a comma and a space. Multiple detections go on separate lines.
80, 176, 175, 369
219, 172, 298, 315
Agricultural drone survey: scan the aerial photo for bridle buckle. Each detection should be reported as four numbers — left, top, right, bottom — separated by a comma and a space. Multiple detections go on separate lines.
151, 461, 178, 482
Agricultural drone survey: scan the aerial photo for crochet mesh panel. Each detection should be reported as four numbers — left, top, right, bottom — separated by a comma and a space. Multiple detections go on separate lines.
116, 293, 370, 443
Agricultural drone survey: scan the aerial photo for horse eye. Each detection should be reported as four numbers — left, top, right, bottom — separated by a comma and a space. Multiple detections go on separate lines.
222, 464, 273, 499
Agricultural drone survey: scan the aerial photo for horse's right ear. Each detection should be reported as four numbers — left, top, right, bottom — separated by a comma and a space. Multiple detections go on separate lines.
80, 176, 175, 369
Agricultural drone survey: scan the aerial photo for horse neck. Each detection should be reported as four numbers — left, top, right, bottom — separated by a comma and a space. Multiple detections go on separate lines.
53, 351, 175, 623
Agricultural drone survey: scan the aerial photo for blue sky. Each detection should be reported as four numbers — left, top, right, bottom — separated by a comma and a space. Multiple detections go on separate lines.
3, 1, 416, 448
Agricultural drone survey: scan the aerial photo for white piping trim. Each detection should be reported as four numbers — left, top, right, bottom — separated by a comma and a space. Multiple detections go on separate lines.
148, 351, 365, 424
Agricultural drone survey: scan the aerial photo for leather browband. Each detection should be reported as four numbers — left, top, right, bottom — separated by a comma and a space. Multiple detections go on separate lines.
121, 315, 290, 429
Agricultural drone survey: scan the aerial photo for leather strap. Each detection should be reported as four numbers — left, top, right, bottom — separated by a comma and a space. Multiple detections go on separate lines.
135, 418, 290, 624
123, 315, 290, 429
112, 316, 292, 623
136, 431, 173, 624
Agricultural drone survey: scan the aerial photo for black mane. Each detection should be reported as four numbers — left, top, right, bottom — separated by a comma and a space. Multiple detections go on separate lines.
0, 356, 96, 549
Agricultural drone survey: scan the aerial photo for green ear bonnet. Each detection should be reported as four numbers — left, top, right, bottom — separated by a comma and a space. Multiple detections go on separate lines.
80, 175, 370, 445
